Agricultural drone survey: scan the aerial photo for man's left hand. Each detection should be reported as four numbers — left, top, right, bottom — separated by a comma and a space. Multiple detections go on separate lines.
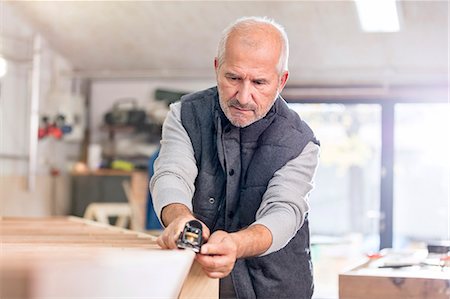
195, 230, 238, 278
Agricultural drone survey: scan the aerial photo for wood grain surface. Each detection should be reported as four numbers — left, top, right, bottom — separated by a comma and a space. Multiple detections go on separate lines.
0, 216, 218, 299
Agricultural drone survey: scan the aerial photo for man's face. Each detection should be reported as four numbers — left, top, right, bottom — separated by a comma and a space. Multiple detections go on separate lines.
215, 29, 289, 128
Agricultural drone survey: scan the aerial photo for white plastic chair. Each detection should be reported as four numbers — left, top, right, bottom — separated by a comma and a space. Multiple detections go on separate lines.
83, 202, 132, 228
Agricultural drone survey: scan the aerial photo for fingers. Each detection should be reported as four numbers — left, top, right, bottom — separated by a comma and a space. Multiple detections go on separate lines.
201, 241, 226, 255
196, 254, 235, 278
156, 216, 209, 250
156, 228, 180, 249
158, 227, 238, 278
201, 223, 211, 242
195, 230, 238, 278
156, 216, 190, 249
196, 253, 232, 269
196, 255, 234, 278
200, 230, 234, 254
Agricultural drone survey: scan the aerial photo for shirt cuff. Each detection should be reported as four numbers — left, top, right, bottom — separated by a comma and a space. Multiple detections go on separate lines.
252, 208, 298, 256
151, 176, 193, 226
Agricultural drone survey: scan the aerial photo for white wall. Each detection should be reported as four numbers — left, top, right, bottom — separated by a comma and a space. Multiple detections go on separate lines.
0, 4, 79, 216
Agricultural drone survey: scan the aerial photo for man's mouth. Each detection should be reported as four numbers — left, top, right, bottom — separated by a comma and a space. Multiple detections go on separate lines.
233, 106, 251, 111
230, 104, 254, 112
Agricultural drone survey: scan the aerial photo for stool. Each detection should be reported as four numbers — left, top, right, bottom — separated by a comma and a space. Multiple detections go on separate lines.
83, 202, 132, 228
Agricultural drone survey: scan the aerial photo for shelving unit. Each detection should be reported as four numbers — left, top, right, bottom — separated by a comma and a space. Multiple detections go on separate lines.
100, 122, 161, 167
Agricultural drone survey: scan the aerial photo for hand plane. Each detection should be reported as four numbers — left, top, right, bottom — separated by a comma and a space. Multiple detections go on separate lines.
176, 220, 203, 253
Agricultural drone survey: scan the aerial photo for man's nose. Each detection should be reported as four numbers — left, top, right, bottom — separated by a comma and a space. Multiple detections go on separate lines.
236, 81, 252, 105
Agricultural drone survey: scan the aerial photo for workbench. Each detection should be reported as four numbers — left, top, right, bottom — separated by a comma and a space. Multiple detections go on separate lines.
0, 216, 218, 298
339, 251, 450, 299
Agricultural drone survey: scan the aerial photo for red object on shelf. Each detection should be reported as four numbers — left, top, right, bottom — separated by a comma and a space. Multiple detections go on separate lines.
38, 127, 47, 139
47, 126, 63, 139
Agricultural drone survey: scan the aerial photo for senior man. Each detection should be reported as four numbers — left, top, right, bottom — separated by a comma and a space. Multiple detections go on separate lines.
150, 16, 320, 299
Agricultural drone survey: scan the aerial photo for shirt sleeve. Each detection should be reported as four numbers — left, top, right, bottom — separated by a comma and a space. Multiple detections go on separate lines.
149, 102, 198, 225
252, 141, 320, 256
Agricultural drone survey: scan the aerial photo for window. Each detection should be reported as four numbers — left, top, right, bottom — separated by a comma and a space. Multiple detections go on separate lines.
288, 98, 449, 298
393, 103, 450, 248
289, 103, 382, 298
291, 103, 381, 246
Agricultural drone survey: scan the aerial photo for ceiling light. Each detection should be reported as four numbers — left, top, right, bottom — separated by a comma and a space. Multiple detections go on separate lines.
355, 0, 400, 32
0, 56, 7, 78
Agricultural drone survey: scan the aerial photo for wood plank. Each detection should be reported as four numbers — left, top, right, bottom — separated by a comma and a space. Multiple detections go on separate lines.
3, 246, 157, 252
179, 261, 219, 299
0, 216, 218, 299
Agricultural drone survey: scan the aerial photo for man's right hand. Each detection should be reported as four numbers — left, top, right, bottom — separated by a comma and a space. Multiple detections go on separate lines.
156, 203, 210, 249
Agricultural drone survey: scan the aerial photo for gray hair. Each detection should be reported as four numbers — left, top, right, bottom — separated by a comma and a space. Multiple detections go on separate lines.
216, 16, 289, 74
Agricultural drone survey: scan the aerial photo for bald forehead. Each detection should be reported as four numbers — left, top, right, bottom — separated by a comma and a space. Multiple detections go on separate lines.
227, 23, 282, 50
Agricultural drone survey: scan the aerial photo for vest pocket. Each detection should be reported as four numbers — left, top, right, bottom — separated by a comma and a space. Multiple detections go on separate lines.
192, 171, 225, 229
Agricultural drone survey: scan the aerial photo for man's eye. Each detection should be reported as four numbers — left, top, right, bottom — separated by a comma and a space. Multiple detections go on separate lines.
253, 80, 265, 85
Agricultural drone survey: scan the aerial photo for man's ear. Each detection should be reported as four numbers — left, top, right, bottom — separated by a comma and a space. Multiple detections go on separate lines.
278, 71, 289, 93
214, 58, 219, 72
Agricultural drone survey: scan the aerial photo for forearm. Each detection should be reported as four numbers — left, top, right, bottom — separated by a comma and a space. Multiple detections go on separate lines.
230, 224, 273, 258
160, 203, 194, 227
255, 142, 320, 255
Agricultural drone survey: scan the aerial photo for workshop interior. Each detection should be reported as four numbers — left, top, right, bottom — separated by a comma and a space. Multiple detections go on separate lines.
0, 1, 448, 298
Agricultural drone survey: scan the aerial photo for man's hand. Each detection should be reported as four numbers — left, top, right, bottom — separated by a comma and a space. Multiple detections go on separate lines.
195, 224, 273, 278
157, 215, 196, 249
156, 203, 210, 249
195, 230, 238, 278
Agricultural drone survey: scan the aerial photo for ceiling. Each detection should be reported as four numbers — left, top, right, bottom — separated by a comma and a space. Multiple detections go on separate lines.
5, 1, 449, 85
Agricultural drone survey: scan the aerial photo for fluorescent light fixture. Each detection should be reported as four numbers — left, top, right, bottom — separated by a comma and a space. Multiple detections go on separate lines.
355, 0, 400, 32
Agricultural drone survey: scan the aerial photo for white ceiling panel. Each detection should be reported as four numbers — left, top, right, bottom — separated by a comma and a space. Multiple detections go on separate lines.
5, 1, 449, 84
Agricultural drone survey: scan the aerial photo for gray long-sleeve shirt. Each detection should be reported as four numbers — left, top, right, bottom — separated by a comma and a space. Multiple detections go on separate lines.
150, 102, 319, 255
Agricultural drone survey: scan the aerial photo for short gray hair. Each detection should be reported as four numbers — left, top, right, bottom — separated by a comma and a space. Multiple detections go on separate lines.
216, 16, 289, 74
